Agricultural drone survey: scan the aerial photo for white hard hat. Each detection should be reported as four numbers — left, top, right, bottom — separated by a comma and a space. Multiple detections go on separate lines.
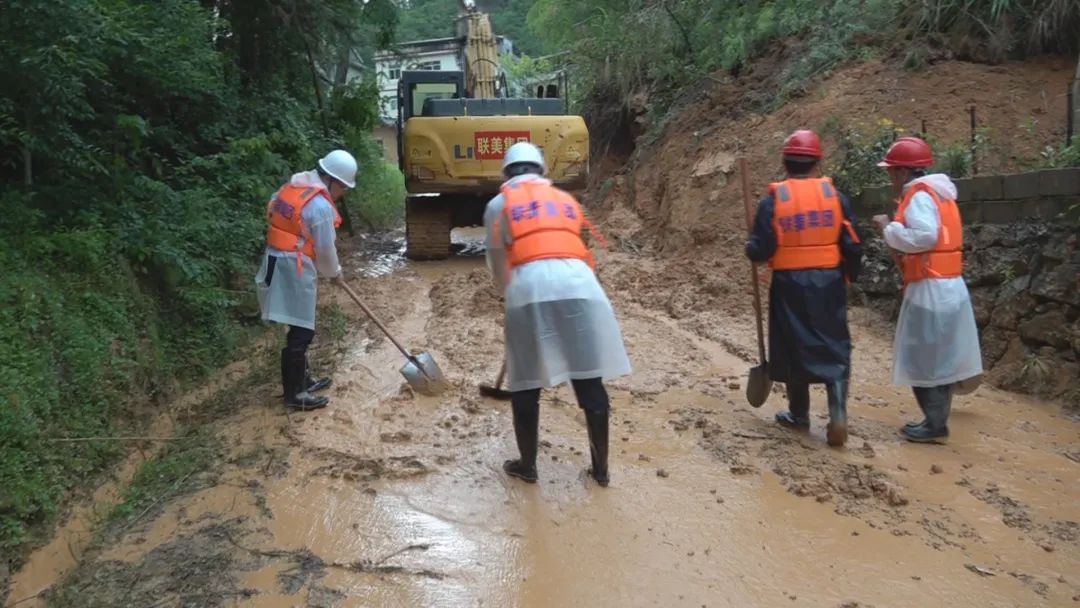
502, 142, 545, 175
318, 149, 358, 188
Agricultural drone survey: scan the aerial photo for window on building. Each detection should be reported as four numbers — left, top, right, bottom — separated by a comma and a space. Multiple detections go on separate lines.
388, 68, 401, 80
414, 60, 441, 71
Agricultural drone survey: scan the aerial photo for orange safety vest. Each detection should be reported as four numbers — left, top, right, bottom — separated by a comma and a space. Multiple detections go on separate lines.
501, 181, 601, 270
266, 184, 342, 276
768, 177, 856, 270
895, 182, 963, 284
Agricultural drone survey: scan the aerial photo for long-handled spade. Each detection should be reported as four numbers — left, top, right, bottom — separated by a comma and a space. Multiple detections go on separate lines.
338, 280, 447, 396
479, 361, 513, 401
739, 157, 773, 407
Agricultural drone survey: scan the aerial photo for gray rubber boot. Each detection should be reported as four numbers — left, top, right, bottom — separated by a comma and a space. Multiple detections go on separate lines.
904, 385, 951, 443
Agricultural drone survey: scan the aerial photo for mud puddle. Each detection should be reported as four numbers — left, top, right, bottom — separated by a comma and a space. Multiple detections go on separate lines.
7, 240, 1079, 607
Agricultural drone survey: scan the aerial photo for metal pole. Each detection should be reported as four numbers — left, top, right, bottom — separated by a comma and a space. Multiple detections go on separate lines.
1068, 83, 1074, 148
969, 105, 978, 175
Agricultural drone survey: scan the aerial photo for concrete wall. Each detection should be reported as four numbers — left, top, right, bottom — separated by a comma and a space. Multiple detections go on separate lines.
853, 167, 1080, 222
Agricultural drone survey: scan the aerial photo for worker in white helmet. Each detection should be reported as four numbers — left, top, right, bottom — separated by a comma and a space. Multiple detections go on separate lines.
484, 142, 632, 487
255, 150, 357, 411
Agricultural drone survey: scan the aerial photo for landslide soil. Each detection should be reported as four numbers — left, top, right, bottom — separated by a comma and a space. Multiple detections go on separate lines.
5, 57, 1080, 608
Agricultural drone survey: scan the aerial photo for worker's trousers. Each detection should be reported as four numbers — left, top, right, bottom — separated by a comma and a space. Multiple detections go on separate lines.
511, 378, 610, 413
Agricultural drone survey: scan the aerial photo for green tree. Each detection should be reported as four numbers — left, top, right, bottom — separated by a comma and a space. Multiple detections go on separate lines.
0, 0, 400, 572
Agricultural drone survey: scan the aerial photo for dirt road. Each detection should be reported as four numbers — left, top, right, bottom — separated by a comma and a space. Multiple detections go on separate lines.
7, 230, 1079, 607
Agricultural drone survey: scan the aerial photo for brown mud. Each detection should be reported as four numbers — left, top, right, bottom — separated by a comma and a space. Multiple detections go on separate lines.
5, 225, 1078, 608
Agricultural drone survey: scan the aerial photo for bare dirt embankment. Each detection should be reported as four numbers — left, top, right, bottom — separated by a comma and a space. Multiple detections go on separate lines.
4, 57, 1079, 608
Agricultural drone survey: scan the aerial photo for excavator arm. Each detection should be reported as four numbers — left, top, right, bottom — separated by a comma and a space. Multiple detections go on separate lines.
456, 3, 500, 98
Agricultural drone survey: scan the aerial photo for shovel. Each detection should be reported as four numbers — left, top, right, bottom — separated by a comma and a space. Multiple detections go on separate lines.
479, 360, 513, 400
338, 280, 447, 396
739, 157, 772, 408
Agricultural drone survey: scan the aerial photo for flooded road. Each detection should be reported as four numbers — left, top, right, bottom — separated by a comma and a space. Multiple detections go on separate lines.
6, 232, 1079, 607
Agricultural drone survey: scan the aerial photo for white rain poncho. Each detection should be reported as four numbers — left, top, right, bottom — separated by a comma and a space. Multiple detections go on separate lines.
883, 174, 983, 387
254, 170, 342, 330
484, 174, 632, 392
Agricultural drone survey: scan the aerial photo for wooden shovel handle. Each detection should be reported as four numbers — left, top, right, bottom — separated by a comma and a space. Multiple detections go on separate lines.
738, 158, 768, 363
337, 279, 413, 361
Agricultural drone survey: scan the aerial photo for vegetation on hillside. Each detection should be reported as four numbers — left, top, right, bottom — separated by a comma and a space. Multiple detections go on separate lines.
524, 0, 1079, 146
0, 0, 401, 569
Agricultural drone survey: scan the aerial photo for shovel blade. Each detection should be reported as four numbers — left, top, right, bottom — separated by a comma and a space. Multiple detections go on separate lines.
746, 363, 772, 408
400, 351, 447, 396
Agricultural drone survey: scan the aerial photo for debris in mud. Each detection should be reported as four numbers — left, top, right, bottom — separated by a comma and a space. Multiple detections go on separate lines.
775, 461, 908, 511
657, 468, 670, 478
965, 563, 997, 577
46, 521, 249, 607
930, 464, 944, 475
1009, 571, 1050, 597
327, 544, 444, 580
380, 430, 413, 443
277, 549, 326, 594
638, 454, 651, 462
309, 448, 430, 482
970, 483, 1032, 530
858, 442, 876, 458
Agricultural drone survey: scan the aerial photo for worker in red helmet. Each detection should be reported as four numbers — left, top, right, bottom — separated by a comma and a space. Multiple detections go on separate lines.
746, 129, 863, 447
872, 136, 982, 443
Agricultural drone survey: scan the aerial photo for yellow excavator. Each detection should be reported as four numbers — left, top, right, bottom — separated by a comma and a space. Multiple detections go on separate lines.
396, 1, 589, 259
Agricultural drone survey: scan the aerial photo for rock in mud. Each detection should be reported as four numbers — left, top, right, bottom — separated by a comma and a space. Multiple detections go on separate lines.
930, 464, 944, 474
379, 430, 413, 443
657, 468, 670, 478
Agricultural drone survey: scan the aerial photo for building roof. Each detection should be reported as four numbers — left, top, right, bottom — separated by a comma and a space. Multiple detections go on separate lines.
374, 35, 507, 60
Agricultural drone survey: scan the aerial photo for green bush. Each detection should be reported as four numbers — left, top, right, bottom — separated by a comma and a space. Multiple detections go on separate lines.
0, 0, 399, 569
1041, 144, 1080, 169
823, 118, 900, 197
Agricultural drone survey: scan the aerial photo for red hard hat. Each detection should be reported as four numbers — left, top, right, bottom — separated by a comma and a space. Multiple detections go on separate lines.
878, 136, 934, 168
782, 129, 822, 159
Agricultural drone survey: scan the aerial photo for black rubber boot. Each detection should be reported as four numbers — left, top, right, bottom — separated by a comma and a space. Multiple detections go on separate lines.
775, 382, 811, 429
504, 398, 539, 483
305, 365, 332, 393
283, 351, 328, 411
584, 410, 610, 487
903, 423, 949, 443
904, 385, 951, 443
903, 419, 927, 431
825, 380, 848, 447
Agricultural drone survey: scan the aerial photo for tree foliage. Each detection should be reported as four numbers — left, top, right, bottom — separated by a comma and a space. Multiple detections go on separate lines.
0, 0, 399, 567
524, 0, 1080, 147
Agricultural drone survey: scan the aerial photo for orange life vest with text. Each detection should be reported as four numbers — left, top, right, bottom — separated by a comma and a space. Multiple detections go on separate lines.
501, 181, 597, 269
895, 182, 963, 284
768, 177, 856, 270
266, 184, 342, 276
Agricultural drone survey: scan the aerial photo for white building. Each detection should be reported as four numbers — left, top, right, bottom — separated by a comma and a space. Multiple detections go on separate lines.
374, 35, 512, 124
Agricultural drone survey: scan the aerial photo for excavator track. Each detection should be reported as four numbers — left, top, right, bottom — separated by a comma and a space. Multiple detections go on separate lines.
405, 197, 451, 260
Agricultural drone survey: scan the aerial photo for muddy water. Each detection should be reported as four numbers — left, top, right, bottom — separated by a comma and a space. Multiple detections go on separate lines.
7, 240, 1079, 607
